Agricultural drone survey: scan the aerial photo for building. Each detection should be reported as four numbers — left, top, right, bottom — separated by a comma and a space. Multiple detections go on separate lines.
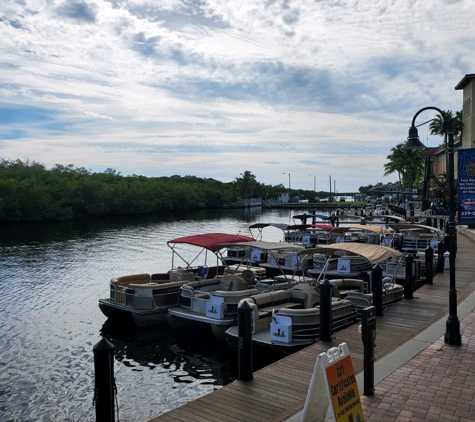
455, 74, 475, 149
420, 74, 474, 206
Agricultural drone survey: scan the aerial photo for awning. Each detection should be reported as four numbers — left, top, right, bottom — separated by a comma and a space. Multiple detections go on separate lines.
168, 233, 255, 252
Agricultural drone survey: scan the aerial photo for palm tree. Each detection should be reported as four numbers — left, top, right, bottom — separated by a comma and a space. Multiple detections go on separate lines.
384, 144, 424, 200
403, 149, 425, 196
235, 170, 257, 201
429, 110, 463, 198
454, 110, 463, 138
384, 144, 406, 194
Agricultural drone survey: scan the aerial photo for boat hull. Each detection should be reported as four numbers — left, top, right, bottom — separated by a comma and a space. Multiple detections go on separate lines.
98, 298, 169, 327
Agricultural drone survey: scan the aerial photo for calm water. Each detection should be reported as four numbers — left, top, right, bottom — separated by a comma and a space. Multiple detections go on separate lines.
0, 207, 331, 422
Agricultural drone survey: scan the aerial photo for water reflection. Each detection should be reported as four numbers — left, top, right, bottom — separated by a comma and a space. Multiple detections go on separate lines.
0, 208, 328, 421
101, 319, 238, 386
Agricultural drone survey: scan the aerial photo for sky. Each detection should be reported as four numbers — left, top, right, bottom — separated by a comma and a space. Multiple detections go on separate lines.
1, 0, 474, 193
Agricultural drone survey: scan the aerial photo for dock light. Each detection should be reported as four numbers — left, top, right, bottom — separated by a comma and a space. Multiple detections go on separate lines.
403, 106, 461, 345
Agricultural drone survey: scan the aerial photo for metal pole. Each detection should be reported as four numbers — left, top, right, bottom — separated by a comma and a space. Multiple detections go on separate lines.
444, 119, 461, 345
422, 155, 431, 211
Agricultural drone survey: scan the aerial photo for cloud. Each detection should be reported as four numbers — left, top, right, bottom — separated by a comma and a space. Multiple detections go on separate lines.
0, 0, 474, 191
56, 1, 98, 23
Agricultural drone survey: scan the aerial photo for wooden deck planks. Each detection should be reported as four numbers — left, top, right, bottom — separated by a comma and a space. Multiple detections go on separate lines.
149, 232, 475, 422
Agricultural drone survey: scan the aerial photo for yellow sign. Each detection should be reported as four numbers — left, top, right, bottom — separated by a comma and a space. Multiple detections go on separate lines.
326, 355, 364, 422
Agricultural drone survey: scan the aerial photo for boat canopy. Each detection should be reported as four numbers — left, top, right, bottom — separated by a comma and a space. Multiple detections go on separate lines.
329, 224, 394, 235
292, 213, 330, 221
387, 224, 445, 236
248, 223, 290, 231
248, 222, 332, 232
216, 240, 305, 252
286, 223, 333, 232
364, 215, 407, 223
333, 215, 365, 221
412, 215, 448, 221
167, 233, 255, 252
297, 243, 401, 264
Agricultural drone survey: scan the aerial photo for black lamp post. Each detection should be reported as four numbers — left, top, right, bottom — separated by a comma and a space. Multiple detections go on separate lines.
403, 106, 461, 346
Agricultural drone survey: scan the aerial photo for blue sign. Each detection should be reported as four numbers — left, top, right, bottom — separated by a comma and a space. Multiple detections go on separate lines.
458, 148, 475, 225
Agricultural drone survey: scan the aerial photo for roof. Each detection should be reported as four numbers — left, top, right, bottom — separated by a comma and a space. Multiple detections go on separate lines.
167, 233, 255, 252
455, 74, 475, 90
297, 243, 401, 263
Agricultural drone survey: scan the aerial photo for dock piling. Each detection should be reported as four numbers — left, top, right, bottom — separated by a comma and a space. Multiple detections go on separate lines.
425, 245, 434, 284
93, 337, 116, 422
238, 300, 253, 380
372, 265, 383, 316
361, 306, 376, 396
319, 279, 333, 341
404, 254, 414, 299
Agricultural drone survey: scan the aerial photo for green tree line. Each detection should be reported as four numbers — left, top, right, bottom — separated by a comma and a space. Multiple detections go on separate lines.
0, 160, 320, 223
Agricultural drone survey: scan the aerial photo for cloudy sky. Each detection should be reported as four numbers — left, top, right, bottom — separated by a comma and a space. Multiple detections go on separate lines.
1, 0, 474, 192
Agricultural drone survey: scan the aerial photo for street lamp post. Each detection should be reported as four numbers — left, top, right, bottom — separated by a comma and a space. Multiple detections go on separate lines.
403, 106, 461, 346
309, 175, 316, 191
283, 173, 291, 191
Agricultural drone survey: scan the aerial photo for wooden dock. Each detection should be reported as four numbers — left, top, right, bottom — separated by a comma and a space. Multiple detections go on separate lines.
150, 230, 475, 422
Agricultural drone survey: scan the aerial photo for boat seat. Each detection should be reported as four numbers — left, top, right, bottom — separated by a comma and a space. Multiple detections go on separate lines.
344, 292, 373, 308
290, 284, 320, 308
246, 290, 293, 308
111, 273, 151, 287
259, 302, 302, 315
127, 283, 161, 289
273, 275, 314, 283
241, 269, 257, 285
218, 277, 249, 291
330, 278, 367, 294
213, 288, 259, 300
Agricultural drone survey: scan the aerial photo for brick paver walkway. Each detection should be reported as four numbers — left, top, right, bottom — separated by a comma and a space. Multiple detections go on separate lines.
360, 310, 475, 421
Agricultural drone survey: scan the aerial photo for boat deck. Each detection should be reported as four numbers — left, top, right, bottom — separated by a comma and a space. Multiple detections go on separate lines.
149, 231, 475, 422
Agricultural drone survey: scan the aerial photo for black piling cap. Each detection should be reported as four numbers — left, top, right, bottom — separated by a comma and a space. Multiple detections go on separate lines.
93, 337, 115, 352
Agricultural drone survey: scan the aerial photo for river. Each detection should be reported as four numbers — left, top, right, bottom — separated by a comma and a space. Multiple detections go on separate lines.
0, 207, 332, 422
